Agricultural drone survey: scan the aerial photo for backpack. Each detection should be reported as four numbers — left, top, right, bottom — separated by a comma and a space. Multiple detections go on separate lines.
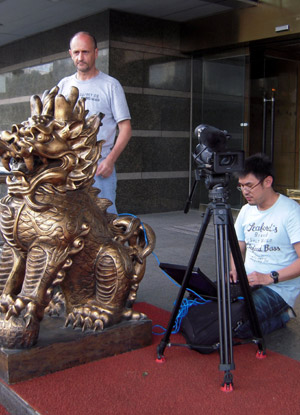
180, 299, 247, 354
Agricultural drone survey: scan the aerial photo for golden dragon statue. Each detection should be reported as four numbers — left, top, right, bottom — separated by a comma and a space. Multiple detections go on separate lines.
0, 86, 155, 348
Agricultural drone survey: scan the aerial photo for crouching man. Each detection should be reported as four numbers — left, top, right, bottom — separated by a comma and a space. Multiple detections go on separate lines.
231, 153, 300, 337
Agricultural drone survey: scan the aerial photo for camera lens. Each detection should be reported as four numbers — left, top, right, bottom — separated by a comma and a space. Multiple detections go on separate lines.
219, 155, 234, 166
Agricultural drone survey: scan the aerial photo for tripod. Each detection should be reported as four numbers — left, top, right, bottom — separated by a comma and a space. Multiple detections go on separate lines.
156, 174, 266, 391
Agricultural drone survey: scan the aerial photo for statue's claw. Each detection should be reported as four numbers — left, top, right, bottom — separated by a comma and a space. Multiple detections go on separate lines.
6, 305, 19, 320
45, 291, 65, 317
0, 294, 15, 313
93, 319, 104, 331
65, 305, 113, 331
72, 314, 84, 329
15, 297, 27, 311
24, 313, 33, 328
65, 312, 75, 327
5, 297, 27, 319
65, 303, 147, 333
3, 297, 42, 328
82, 316, 93, 331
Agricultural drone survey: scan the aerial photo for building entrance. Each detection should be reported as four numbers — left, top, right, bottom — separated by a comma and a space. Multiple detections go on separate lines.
193, 39, 300, 209
249, 42, 300, 195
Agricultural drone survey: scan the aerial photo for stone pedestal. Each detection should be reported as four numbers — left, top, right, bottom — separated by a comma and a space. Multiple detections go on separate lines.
0, 314, 152, 384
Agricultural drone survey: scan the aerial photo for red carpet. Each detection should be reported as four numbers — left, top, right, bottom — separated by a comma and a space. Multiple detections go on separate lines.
3, 303, 300, 414
0, 406, 9, 415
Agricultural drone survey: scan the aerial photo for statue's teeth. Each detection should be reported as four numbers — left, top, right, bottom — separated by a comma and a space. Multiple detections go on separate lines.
2, 157, 11, 171
24, 155, 34, 171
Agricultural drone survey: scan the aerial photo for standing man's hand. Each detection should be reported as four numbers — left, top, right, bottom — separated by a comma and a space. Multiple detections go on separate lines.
96, 158, 114, 178
96, 119, 131, 178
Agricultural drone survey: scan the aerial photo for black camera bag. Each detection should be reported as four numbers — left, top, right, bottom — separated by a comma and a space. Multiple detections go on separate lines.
180, 300, 247, 354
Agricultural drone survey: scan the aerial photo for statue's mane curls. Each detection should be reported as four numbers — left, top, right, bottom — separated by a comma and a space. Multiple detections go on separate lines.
0, 86, 104, 194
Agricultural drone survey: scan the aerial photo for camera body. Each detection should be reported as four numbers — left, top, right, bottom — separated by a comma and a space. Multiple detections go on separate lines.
193, 124, 244, 174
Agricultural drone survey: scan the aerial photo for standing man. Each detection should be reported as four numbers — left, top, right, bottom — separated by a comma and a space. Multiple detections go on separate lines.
231, 153, 300, 337
58, 31, 132, 214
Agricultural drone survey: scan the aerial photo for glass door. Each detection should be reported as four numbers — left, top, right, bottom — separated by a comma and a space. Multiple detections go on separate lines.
249, 54, 299, 195
191, 51, 249, 209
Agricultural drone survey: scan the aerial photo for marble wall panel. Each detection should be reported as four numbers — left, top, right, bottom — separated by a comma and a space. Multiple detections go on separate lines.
161, 96, 190, 132
110, 48, 191, 92
109, 48, 144, 88
0, 64, 59, 99
117, 136, 190, 173
144, 54, 191, 92
126, 94, 190, 132
140, 136, 190, 172
109, 11, 181, 50
0, 11, 110, 69
116, 178, 190, 214
126, 94, 163, 131
0, 102, 29, 131
116, 137, 144, 173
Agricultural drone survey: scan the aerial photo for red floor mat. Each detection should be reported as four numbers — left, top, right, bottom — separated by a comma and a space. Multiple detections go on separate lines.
5, 302, 300, 415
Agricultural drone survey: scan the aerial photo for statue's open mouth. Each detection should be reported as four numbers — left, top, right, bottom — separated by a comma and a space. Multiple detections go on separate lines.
8, 155, 60, 177
9, 155, 45, 175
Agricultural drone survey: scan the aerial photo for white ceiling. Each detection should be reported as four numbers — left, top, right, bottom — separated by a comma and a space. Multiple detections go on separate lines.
0, 0, 257, 48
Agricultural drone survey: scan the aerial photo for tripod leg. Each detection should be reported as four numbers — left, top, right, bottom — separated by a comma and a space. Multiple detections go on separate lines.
227, 209, 266, 353
184, 180, 198, 214
156, 206, 212, 360
221, 371, 234, 392
213, 207, 235, 390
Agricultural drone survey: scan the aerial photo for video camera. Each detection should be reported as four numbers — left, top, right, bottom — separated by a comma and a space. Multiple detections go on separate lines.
193, 124, 244, 174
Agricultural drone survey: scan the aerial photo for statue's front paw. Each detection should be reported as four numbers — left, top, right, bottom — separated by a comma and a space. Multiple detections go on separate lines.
65, 305, 115, 331
3, 296, 44, 327
0, 297, 42, 348
45, 290, 65, 317
0, 313, 40, 348
122, 308, 146, 321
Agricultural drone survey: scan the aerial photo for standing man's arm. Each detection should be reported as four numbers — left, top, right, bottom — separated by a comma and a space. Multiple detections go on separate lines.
96, 119, 132, 178
230, 240, 246, 283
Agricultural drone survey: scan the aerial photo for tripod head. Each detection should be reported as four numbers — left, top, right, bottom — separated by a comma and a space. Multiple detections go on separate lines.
195, 167, 231, 203
205, 173, 230, 204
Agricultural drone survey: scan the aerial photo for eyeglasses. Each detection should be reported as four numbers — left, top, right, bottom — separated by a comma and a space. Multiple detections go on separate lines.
237, 178, 264, 192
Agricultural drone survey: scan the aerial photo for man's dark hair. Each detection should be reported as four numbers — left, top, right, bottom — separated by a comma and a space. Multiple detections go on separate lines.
237, 153, 275, 182
69, 32, 98, 49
